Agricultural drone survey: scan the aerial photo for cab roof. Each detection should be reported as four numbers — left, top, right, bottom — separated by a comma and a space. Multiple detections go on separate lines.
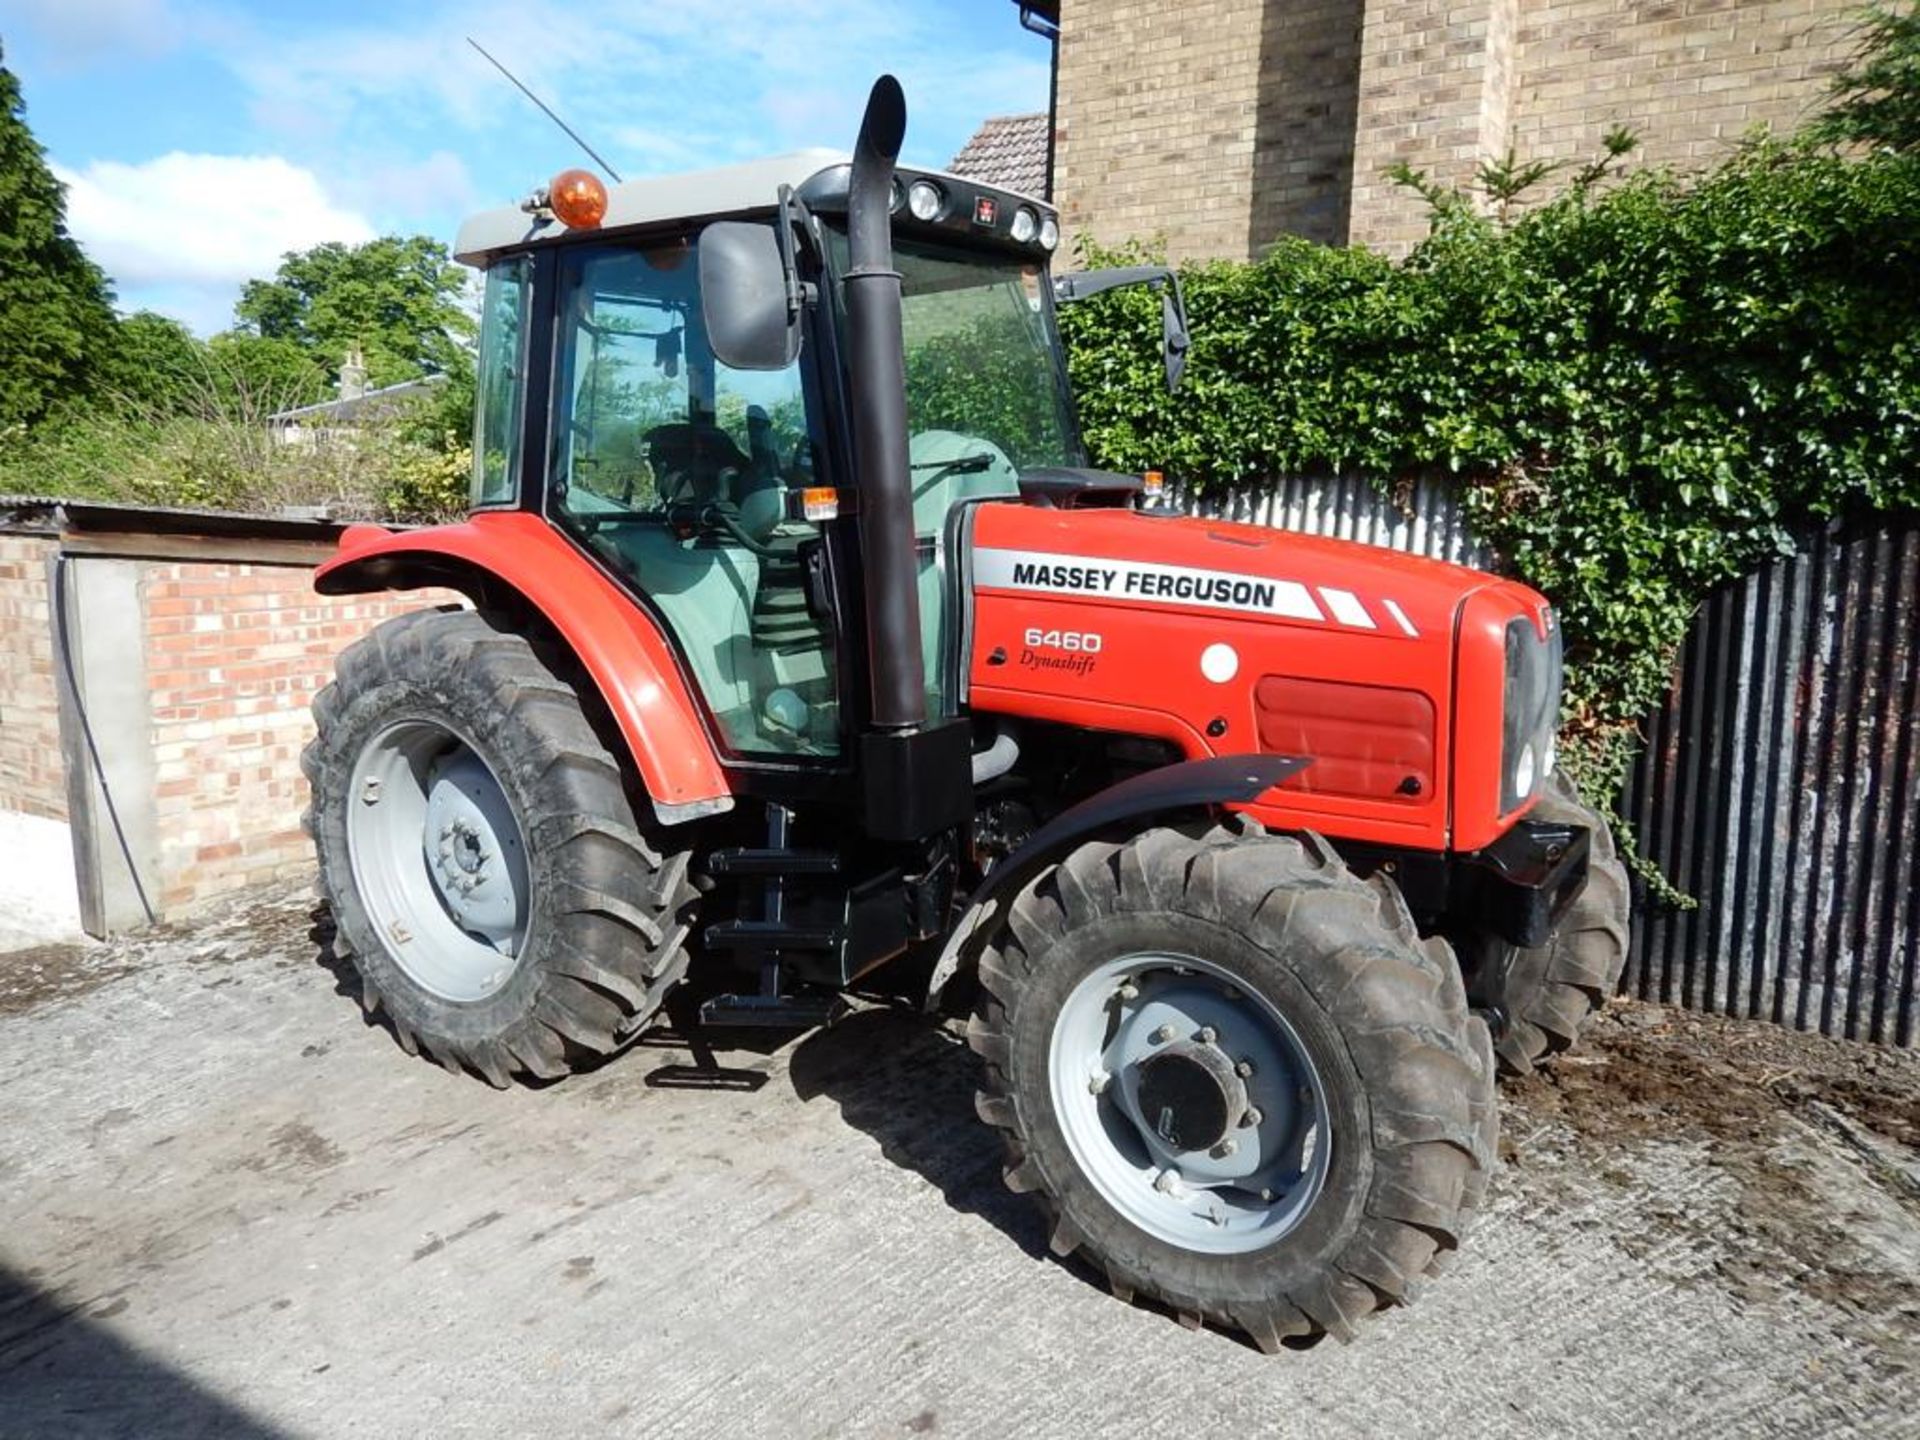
451, 149, 1054, 269
452, 150, 845, 268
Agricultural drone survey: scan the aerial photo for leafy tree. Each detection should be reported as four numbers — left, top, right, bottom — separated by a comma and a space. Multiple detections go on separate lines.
0, 44, 118, 429
232, 235, 474, 391
1814, 1, 1920, 153
99, 310, 206, 414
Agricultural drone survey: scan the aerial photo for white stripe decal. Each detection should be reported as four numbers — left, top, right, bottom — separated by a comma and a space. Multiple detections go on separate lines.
1317, 587, 1376, 629
974, 548, 1325, 621
1383, 598, 1420, 637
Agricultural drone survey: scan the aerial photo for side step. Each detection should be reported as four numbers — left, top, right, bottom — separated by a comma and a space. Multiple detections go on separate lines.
703, 921, 840, 952
700, 991, 848, 1029
705, 848, 842, 877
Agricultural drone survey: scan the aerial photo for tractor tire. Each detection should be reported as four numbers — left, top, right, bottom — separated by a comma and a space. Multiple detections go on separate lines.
1493, 772, 1631, 1076
302, 607, 697, 1087
966, 823, 1495, 1350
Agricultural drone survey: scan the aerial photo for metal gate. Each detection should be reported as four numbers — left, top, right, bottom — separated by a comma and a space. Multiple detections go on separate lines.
1621, 514, 1919, 1046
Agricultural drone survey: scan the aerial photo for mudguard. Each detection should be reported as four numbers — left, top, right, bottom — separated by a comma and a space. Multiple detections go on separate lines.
316, 512, 733, 824
924, 752, 1309, 1008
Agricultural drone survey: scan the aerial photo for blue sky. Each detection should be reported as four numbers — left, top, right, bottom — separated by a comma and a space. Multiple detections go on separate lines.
5, 0, 1051, 334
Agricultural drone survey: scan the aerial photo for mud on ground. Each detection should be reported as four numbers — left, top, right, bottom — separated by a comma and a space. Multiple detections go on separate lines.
1503, 1002, 1920, 1371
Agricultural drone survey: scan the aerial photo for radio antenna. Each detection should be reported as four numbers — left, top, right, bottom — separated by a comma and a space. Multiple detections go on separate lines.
466, 37, 624, 183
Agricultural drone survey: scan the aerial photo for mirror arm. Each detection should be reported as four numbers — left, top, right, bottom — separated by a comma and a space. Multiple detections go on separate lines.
775, 184, 819, 321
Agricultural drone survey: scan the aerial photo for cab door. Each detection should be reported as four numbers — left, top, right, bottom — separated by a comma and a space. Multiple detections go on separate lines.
546, 236, 843, 758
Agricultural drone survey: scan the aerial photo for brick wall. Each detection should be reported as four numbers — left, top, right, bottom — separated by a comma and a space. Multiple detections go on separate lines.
140, 561, 456, 913
1056, 0, 1863, 260
1505, 0, 1858, 170
1055, 0, 1270, 263
0, 533, 64, 821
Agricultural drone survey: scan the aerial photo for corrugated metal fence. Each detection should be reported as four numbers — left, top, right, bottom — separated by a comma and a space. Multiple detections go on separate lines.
1205, 476, 1920, 1047
1621, 515, 1919, 1047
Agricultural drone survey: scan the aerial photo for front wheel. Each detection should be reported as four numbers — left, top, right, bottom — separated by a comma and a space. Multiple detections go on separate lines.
967, 825, 1495, 1349
302, 608, 698, 1086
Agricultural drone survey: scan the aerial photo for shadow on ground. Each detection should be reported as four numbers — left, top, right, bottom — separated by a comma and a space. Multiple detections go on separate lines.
785, 1005, 1049, 1261
0, 1263, 288, 1440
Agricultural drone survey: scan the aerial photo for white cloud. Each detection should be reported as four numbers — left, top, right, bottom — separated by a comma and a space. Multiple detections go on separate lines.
52, 153, 377, 332
54, 152, 376, 290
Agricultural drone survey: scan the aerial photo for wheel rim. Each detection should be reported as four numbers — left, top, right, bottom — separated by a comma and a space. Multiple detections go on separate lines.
1048, 951, 1333, 1255
346, 719, 531, 1003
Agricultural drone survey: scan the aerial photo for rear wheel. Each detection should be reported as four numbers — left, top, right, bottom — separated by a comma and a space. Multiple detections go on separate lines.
1493, 772, 1631, 1075
302, 608, 697, 1086
967, 825, 1494, 1349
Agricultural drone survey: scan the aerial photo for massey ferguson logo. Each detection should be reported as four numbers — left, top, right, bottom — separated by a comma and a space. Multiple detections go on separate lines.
973, 547, 1420, 635
1010, 559, 1282, 611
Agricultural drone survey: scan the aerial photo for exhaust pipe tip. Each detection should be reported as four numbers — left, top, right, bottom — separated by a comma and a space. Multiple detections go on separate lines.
856, 75, 906, 170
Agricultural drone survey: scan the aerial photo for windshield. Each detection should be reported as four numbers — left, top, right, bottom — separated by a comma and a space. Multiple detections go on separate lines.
830, 229, 1080, 531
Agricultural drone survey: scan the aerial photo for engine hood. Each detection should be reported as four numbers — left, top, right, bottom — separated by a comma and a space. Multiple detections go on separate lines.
961, 500, 1551, 854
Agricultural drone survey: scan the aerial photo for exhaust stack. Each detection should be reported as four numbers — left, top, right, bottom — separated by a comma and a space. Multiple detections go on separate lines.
844, 75, 927, 732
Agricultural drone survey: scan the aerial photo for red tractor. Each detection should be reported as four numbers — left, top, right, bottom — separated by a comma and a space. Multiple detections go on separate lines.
305, 78, 1628, 1347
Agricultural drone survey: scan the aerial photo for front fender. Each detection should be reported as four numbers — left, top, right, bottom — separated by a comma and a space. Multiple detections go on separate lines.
317, 512, 733, 824
924, 753, 1308, 1008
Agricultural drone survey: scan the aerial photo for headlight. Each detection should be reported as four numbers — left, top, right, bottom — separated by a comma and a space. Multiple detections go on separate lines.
1039, 216, 1060, 251
1500, 612, 1562, 813
1010, 206, 1038, 243
907, 180, 944, 221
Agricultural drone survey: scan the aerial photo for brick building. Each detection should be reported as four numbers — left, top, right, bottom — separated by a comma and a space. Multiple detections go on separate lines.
1039, 0, 1863, 260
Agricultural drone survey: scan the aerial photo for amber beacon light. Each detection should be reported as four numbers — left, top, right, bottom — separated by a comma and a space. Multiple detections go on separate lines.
549, 168, 609, 229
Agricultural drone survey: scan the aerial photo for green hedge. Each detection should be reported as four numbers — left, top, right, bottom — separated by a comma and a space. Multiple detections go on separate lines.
1059, 140, 1920, 815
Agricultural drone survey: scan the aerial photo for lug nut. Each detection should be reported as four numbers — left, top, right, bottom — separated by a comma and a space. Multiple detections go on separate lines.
1153, 1169, 1181, 1195
1197, 1026, 1217, 1044
1115, 981, 1140, 1002
1088, 1071, 1111, 1096
1236, 1060, 1255, 1078
1211, 1138, 1238, 1159
1259, 1187, 1274, 1203
1242, 1107, 1263, 1128
1150, 1024, 1176, 1044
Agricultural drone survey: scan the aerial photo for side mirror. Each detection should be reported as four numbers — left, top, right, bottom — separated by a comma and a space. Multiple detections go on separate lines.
1052, 264, 1192, 393
1160, 284, 1190, 393
698, 221, 801, 371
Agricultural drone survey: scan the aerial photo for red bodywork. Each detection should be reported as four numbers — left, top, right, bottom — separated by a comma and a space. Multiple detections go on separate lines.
318, 502, 1551, 854
964, 503, 1552, 853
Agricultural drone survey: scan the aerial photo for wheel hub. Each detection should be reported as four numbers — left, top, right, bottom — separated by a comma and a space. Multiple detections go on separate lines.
423, 750, 524, 948
1047, 952, 1334, 1255
1135, 1040, 1248, 1154
346, 719, 531, 1003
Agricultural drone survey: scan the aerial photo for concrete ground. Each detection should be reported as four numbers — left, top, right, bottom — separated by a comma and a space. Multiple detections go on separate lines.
2, 883, 1916, 1439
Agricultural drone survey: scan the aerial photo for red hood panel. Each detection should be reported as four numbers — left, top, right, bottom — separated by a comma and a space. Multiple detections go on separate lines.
964, 502, 1545, 851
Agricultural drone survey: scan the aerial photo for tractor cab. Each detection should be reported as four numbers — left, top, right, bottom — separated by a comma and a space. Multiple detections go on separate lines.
455, 148, 1099, 777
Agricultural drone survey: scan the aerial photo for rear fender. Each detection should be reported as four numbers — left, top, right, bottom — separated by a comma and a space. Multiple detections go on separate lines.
317, 513, 733, 824
924, 753, 1308, 1008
